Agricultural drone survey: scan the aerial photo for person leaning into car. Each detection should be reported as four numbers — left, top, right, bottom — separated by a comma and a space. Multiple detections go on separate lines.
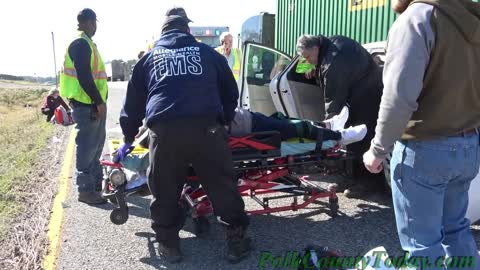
364, 0, 480, 268
295, 34, 384, 196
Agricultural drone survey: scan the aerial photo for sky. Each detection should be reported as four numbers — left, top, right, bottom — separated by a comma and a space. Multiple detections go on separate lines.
0, 0, 276, 77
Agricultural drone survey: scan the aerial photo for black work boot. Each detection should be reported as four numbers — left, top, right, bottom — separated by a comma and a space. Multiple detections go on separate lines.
158, 242, 183, 263
225, 226, 252, 263
78, 192, 107, 205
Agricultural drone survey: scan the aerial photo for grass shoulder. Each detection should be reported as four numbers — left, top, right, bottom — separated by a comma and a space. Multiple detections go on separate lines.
0, 81, 54, 240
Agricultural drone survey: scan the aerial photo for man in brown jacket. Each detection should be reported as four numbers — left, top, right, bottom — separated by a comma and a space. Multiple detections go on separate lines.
364, 0, 480, 269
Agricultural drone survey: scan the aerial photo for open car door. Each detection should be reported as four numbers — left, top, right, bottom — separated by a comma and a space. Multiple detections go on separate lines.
239, 42, 325, 122
269, 55, 325, 122
239, 42, 291, 116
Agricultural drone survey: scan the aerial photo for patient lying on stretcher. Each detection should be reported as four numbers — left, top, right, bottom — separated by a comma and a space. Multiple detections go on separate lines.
230, 106, 366, 146
117, 106, 366, 189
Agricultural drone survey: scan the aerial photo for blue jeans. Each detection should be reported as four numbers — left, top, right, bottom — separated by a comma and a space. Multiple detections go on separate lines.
391, 133, 480, 270
71, 105, 107, 193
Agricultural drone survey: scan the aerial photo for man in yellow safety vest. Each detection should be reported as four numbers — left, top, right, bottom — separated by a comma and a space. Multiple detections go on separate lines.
60, 8, 108, 205
215, 32, 241, 81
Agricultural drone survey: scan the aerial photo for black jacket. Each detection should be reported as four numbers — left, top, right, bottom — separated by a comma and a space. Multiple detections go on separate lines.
120, 30, 239, 143
315, 36, 383, 127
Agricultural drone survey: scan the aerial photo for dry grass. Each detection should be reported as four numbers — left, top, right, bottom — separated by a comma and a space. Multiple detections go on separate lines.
0, 80, 71, 269
0, 84, 49, 107
0, 111, 53, 239
0, 83, 53, 240
0, 81, 65, 270
0, 126, 68, 270
0, 83, 53, 239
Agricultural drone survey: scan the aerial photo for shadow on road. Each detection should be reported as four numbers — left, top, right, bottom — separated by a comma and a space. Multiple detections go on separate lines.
136, 232, 161, 269
308, 172, 392, 207
131, 200, 401, 270
92, 196, 152, 220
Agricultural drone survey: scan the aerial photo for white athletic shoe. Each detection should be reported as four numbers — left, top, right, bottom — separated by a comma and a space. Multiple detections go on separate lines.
339, 124, 367, 146
325, 106, 349, 131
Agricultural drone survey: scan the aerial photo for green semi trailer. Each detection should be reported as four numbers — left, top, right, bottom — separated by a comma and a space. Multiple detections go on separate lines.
240, 1, 396, 54
274, 0, 479, 55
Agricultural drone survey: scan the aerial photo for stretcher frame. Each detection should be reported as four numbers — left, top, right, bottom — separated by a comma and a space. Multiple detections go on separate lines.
101, 131, 354, 225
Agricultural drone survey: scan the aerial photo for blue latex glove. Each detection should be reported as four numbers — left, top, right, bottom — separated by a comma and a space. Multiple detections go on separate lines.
113, 143, 133, 163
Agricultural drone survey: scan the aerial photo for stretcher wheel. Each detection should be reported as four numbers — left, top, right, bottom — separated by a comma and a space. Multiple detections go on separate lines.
328, 197, 339, 218
110, 207, 129, 225
193, 216, 210, 238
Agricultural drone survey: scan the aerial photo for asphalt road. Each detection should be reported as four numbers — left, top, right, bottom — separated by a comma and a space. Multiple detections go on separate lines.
56, 82, 480, 270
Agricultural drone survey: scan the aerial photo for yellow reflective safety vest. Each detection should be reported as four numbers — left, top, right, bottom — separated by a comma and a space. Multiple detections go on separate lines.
146, 41, 154, 53
295, 57, 315, 74
215, 47, 241, 80
60, 32, 108, 104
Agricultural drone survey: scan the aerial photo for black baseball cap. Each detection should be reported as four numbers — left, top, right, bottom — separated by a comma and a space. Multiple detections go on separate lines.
77, 8, 97, 23
165, 7, 192, 23
162, 15, 190, 33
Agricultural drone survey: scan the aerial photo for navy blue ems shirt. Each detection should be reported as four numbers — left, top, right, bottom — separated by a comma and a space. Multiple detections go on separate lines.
120, 30, 239, 143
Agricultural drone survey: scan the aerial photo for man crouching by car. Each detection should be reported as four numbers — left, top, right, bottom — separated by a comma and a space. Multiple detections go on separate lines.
296, 34, 384, 197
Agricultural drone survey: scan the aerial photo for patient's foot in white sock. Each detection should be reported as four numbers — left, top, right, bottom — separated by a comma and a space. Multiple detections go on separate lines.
325, 106, 349, 131
339, 124, 367, 146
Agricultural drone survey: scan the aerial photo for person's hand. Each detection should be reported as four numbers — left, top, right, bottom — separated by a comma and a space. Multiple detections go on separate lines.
113, 143, 133, 163
363, 150, 384, 174
135, 126, 148, 138
305, 69, 316, 79
96, 103, 106, 119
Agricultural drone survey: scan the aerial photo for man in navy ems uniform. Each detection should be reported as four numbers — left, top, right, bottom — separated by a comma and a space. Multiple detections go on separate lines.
117, 11, 251, 264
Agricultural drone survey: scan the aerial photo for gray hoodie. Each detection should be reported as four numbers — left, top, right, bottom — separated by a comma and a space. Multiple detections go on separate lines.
370, 3, 435, 158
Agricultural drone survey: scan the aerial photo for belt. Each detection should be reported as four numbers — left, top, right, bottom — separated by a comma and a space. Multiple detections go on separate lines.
69, 99, 92, 108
